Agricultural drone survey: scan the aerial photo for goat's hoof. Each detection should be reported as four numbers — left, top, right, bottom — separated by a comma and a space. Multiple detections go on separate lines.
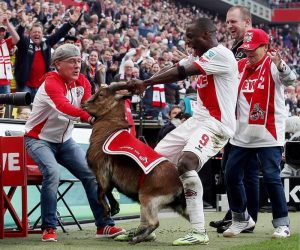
128, 237, 139, 245
129, 235, 147, 244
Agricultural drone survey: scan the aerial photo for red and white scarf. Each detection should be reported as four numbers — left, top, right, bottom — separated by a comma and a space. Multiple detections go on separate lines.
239, 56, 272, 138
152, 84, 166, 107
0, 41, 13, 80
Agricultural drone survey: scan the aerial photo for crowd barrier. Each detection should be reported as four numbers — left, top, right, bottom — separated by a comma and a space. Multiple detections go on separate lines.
0, 136, 28, 238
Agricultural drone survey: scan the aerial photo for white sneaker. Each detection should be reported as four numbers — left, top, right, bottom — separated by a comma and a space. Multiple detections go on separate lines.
172, 229, 209, 245
272, 226, 290, 238
223, 217, 255, 237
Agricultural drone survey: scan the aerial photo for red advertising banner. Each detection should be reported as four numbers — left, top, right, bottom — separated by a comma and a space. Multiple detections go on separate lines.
1, 136, 26, 186
272, 9, 300, 23
53, 0, 84, 7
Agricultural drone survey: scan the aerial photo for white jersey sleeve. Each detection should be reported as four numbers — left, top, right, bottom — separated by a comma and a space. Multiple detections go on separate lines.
194, 46, 236, 75
178, 54, 198, 67
271, 60, 297, 87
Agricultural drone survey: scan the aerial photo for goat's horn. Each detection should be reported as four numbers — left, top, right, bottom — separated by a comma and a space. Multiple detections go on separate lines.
108, 82, 129, 92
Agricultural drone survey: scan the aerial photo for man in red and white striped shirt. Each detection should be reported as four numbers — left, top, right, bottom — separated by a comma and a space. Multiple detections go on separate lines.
0, 13, 19, 93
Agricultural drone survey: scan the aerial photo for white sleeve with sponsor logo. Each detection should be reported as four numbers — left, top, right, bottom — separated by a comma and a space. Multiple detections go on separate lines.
194, 45, 236, 75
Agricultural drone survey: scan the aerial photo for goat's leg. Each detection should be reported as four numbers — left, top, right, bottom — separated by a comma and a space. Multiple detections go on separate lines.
97, 183, 111, 218
106, 190, 120, 216
131, 206, 149, 236
173, 204, 189, 221
171, 193, 189, 221
130, 197, 159, 244
96, 173, 113, 218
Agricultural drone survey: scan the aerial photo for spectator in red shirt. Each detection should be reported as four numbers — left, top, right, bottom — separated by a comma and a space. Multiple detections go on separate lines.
14, 9, 82, 100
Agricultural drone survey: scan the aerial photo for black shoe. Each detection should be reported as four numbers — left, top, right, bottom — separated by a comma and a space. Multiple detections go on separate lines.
209, 219, 231, 229
217, 223, 255, 233
242, 226, 255, 233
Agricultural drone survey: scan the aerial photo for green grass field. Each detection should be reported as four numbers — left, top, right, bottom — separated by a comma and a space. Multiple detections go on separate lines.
0, 211, 299, 250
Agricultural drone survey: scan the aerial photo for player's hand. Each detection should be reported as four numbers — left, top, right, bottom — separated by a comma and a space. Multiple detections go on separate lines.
172, 50, 188, 63
267, 49, 282, 70
69, 8, 82, 25
1, 13, 8, 25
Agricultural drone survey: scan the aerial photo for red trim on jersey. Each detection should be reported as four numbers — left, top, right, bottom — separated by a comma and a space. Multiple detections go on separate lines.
196, 73, 222, 122
266, 77, 277, 140
26, 118, 48, 139
192, 62, 206, 75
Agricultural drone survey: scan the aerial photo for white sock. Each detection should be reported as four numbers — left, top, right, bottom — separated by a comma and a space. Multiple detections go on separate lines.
180, 170, 205, 233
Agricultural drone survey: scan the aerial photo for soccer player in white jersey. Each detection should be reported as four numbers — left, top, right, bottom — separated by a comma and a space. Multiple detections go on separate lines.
128, 18, 239, 246
223, 28, 296, 239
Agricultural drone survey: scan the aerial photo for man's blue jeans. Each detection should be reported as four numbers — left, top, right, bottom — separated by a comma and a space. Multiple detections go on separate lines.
25, 136, 115, 230
225, 145, 289, 227
222, 143, 260, 222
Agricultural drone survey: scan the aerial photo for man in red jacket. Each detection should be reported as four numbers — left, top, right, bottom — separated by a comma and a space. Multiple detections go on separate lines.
25, 44, 125, 242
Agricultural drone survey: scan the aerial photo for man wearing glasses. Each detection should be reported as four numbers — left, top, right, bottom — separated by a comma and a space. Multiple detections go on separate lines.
24, 44, 125, 242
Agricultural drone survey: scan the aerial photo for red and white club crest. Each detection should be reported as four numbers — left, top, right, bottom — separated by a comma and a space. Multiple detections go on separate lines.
244, 32, 253, 43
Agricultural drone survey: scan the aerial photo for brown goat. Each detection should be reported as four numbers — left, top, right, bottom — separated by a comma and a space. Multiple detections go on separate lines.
82, 85, 187, 244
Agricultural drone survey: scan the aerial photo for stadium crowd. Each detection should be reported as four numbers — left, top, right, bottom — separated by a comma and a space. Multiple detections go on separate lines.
0, 0, 299, 120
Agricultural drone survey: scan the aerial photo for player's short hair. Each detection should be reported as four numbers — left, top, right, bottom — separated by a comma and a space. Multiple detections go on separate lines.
192, 18, 217, 34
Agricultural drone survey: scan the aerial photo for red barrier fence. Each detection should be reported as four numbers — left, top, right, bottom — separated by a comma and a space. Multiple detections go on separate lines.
0, 136, 28, 238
